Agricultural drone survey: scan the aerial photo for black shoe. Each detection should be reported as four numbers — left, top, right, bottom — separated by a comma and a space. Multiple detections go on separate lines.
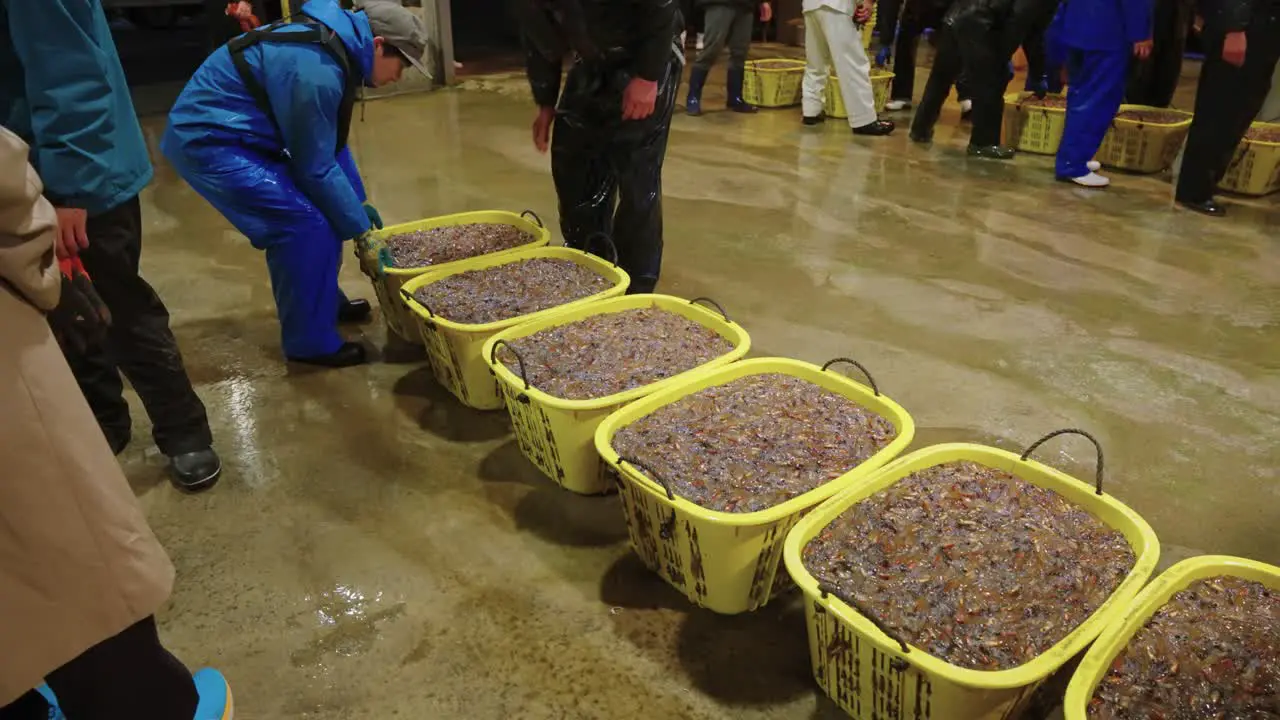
967, 144, 1016, 160
288, 341, 369, 368
852, 119, 895, 136
337, 298, 372, 324
1176, 198, 1226, 216
909, 129, 933, 143
803, 112, 826, 126
169, 448, 222, 493
727, 99, 759, 114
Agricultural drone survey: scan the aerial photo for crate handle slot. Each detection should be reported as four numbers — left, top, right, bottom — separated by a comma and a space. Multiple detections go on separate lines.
620, 456, 676, 500
821, 358, 880, 396
689, 297, 731, 322
818, 582, 910, 654
519, 209, 544, 228
1019, 428, 1104, 496
400, 287, 433, 317
582, 232, 620, 266
490, 340, 530, 391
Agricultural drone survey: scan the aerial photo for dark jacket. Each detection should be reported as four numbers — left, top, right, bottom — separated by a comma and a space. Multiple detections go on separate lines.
1058, 0, 1152, 50
695, 0, 762, 10
515, 0, 682, 107
946, 0, 1061, 57
1200, 0, 1276, 33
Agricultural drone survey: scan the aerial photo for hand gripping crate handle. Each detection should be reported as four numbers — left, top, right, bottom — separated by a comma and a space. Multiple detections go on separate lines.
620, 456, 676, 500
689, 297, 731, 322
818, 582, 911, 654
582, 232, 620, 266
490, 339, 531, 393
520, 209, 545, 228
399, 287, 433, 317
1020, 428, 1105, 496
821, 358, 880, 396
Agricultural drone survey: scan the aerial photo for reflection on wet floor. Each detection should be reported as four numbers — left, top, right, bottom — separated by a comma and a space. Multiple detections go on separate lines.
126, 64, 1278, 718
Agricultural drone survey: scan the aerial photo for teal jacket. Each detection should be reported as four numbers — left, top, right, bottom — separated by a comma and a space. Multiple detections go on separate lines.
0, 0, 153, 216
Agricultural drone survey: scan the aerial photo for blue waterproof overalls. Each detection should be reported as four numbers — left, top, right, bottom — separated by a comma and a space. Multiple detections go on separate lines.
161, 0, 373, 358
1051, 0, 1153, 178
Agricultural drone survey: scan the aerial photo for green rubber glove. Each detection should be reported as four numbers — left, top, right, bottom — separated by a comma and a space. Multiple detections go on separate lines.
363, 203, 384, 230
354, 231, 389, 280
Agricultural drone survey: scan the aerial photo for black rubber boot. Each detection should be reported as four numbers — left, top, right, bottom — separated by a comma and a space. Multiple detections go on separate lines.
169, 447, 222, 493
337, 297, 372, 323
686, 65, 709, 116
967, 144, 1016, 160
288, 341, 369, 368
1176, 197, 1227, 216
726, 65, 757, 113
852, 119, 896, 136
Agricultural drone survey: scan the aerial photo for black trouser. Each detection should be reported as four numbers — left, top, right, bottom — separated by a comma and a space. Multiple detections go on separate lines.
875, 0, 902, 50
694, 5, 753, 71
552, 58, 681, 294
1126, 0, 1192, 107
0, 618, 197, 720
889, 14, 972, 103
910, 23, 1005, 146
682, 0, 704, 33
65, 196, 212, 457
1176, 17, 1280, 202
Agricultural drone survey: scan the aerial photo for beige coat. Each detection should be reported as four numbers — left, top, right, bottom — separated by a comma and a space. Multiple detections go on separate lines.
0, 126, 175, 706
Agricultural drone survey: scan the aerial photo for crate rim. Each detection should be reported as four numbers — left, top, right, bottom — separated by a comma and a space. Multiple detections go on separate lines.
399, 246, 630, 333
1111, 103, 1193, 128
1005, 90, 1068, 114
373, 209, 551, 277
594, 356, 917, 527
745, 58, 807, 73
482, 293, 751, 412
783, 441, 1162, 691
1062, 554, 1280, 720
1239, 120, 1280, 147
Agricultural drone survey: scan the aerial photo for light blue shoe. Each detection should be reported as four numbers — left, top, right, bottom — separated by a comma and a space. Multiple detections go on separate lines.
36, 685, 64, 720
194, 668, 233, 720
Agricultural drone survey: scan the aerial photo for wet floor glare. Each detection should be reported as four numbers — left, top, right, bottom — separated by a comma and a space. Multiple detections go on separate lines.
126, 65, 1278, 718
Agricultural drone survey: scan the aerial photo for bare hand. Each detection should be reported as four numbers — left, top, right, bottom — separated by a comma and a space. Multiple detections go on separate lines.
760, 2, 773, 22
1223, 31, 1247, 67
853, 2, 873, 24
54, 207, 89, 260
622, 77, 658, 121
232, 1, 252, 18
532, 106, 555, 153
1133, 39, 1153, 59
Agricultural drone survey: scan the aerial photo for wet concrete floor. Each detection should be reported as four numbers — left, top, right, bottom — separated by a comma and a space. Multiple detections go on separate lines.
123, 59, 1279, 718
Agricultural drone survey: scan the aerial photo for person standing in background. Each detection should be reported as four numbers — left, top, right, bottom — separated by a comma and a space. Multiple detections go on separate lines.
1175, 0, 1280, 215
685, 0, 772, 115
0, 124, 232, 720
801, 0, 897, 135
681, 0, 707, 49
0, 0, 222, 492
1126, 0, 1193, 106
1052, 0, 1153, 187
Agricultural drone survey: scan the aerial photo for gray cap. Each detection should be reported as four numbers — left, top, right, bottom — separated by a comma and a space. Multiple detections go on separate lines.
362, 0, 432, 80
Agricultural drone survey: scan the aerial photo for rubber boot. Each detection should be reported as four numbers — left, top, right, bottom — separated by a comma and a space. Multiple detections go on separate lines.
686, 65, 709, 116
726, 64, 758, 113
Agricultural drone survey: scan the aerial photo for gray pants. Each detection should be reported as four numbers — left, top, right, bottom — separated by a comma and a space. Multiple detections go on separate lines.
694, 5, 754, 71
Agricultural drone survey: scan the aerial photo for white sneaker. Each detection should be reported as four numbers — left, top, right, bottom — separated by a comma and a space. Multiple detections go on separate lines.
1068, 172, 1111, 188
696, 33, 705, 51
885, 99, 912, 111
1087, 160, 1101, 172
959, 99, 973, 113
680, 30, 687, 47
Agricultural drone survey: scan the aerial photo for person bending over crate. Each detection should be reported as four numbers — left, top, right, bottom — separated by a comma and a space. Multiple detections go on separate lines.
161, 0, 430, 367
685, 0, 772, 115
515, 0, 683, 295
908, 0, 1058, 158
801, 0, 897, 135
1051, 0, 1153, 187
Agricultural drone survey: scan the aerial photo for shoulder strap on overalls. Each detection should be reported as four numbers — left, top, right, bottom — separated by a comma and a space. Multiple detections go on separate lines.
226, 18, 360, 150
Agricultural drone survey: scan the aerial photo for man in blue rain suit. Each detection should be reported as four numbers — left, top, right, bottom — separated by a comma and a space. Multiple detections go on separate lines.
1051, 0, 1152, 187
162, 0, 431, 367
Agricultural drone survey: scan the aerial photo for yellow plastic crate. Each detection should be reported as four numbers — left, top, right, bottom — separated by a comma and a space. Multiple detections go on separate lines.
824, 69, 894, 119
369, 210, 550, 344
859, 7, 876, 50
743, 59, 807, 108
483, 295, 751, 495
594, 357, 915, 615
1064, 555, 1279, 720
1220, 122, 1280, 196
1096, 105, 1192, 173
400, 245, 631, 410
1002, 92, 1068, 155
783, 431, 1161, 720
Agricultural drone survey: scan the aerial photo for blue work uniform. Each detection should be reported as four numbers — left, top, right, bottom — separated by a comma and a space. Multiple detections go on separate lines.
161, 0, 373, 359
1053, 0, 1153, 178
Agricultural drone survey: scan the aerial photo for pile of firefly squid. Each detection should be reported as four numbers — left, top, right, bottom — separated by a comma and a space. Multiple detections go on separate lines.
385, 222, 534, 269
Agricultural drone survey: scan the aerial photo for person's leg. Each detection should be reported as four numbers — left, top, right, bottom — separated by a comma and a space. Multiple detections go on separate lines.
725, 7, 757, 111
909, 28, 961, 140
874, 0, 902, 64
553, 68, 619, 253
801, 10, 832, 120
1056, 48, 1130, 179
688, 4, 733, 113
73, 197, 215, 462
820, 7, 882, 129
264, 233, 344, 360
44, 617, 198, 720
0, 691, 48, 720
888, 17, 920, 105
960, 30, 1008, 150
608, 60, 680, 294
1175, 27, 1246, 205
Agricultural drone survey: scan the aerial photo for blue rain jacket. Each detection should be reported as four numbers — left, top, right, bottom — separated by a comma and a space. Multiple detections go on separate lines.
161, 0, 374, 243
1055, 0, 1153, 51
0, 0, 153, 216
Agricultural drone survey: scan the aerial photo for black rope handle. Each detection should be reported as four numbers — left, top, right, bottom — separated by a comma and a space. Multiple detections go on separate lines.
520, 209, 544, 228
689, 297, 731, 322
400, 288, 433, 317
821, 358, 880, 396
818, 583, 910, 654
1020, 428, 1105, 496
582, 232, 620, 266
620, 456, 675, 500
489, 340, 530, 390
